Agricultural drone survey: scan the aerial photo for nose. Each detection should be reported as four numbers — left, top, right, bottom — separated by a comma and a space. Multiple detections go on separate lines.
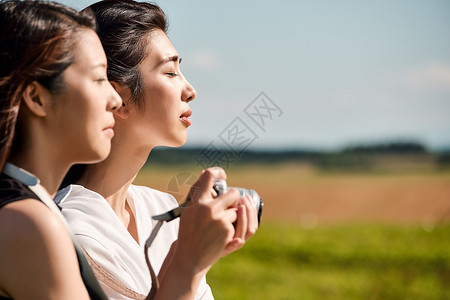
181, 75, 196, 103
107, 83, 122, 111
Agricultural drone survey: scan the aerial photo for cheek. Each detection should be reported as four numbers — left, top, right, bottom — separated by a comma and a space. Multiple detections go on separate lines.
68, 99, 103, 143
149, 104, 174, 130
80, 87, 106, 118
143, 85, 178, 120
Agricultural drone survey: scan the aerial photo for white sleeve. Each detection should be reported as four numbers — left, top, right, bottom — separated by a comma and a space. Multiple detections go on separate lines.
196, 276, 214, 300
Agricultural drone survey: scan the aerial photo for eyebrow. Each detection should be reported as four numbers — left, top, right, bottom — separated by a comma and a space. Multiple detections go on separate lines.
159, 55, 182, 66
93, 63, 107, 69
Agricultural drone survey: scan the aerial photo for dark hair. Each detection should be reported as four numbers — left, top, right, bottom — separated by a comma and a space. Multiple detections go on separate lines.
0, 0, 96, 170
86, 0, 167, 107
61, 0, 167, 188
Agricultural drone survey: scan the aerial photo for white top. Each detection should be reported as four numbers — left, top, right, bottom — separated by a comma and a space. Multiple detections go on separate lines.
55, 184, 213, 300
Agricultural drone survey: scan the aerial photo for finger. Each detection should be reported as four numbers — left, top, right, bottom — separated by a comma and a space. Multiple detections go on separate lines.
186, 168, 226, 203
202, 167, 226, 197
222, 207, 238, 224
215, 188, 240, 209
206, 166, 227, 180
199, 167, 227, 189
234, 203, 247, 241
198, 167, 226, 186
242, 196, 258, 240
186, 184, 204, 204
224, 237, 244, 254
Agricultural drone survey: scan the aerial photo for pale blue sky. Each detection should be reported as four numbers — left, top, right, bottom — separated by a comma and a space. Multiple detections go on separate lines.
60, 0, 450, 151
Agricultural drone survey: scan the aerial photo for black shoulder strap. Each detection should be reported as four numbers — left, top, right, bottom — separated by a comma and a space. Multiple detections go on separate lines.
75, 245, 108, 300
2, 163, 108, 300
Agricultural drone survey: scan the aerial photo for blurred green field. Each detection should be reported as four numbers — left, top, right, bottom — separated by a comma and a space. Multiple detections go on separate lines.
205, 223, 450, 300
134, 164, 450, 299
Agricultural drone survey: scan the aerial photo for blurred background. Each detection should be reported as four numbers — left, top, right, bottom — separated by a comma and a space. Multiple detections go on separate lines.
65, 0, 450, 151
60, 0, 450, 299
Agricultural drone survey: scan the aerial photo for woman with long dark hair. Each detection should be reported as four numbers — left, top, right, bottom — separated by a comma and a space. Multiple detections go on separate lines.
0, 1, 122, 299
57, 1, 258, 299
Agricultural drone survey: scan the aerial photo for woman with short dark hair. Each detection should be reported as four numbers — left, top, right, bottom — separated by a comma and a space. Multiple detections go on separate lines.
58, 1, 258, 299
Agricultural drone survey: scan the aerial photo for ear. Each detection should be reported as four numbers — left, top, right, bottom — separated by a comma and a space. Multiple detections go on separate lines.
21, 81, 51, 117
110, 81, 131, 120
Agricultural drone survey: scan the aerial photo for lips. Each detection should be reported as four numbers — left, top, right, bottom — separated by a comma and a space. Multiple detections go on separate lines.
179, 109, 192, 126
103, 120, 115, 137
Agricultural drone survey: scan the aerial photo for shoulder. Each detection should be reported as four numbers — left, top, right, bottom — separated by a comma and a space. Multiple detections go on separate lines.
0, 200, 86, 299
0, 198, 67, 243
55, 184, 100, 205
0, 200, 75, 267
0, 174, 39, 208
55, 185, 115, 238
56, 185, 108, 220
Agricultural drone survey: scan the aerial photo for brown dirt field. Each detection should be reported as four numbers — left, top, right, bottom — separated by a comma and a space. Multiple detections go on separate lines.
134, 163, 450, 226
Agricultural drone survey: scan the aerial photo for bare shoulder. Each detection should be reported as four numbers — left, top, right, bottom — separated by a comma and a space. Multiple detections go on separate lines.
0, 199, 89, 299
0, 198, 67, 246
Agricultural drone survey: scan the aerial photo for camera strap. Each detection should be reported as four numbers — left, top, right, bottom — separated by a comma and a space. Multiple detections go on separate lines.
144, 201, 189, 299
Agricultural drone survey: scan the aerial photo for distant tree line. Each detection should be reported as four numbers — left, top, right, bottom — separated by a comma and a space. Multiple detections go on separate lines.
146, 141, 450, 170
341, 142, 427, 154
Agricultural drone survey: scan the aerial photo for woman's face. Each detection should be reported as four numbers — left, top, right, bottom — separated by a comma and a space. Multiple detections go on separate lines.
125, 29, 196, 148
48, 29, 122, 164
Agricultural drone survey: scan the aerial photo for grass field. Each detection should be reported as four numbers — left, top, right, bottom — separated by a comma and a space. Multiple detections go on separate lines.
207, 223, 450, 300
134, 163, 450, 299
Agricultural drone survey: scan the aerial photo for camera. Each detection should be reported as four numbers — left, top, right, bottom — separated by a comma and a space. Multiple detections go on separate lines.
213, 179, 263, 226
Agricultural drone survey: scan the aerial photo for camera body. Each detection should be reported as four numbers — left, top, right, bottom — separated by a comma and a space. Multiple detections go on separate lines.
213, 179, 263, 226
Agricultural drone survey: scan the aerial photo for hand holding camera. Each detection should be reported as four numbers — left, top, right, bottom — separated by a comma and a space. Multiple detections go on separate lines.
151, 167, 260, 277
149, 167, 260, 298
171, 167, 258, 267
213, 179, 263, 227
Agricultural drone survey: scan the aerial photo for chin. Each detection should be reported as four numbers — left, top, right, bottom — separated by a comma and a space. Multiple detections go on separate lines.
165, 140, 186, 148
97, 149, 111, 161
84, 145, 111, 164
162, 135, 187, 148
76, 155, 104, 165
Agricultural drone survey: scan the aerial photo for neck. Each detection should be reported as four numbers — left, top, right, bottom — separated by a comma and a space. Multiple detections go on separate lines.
77, 132, 152, 244
78, 131, 154, 213
9, 150, 70, 197
7, 113, 77, 197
